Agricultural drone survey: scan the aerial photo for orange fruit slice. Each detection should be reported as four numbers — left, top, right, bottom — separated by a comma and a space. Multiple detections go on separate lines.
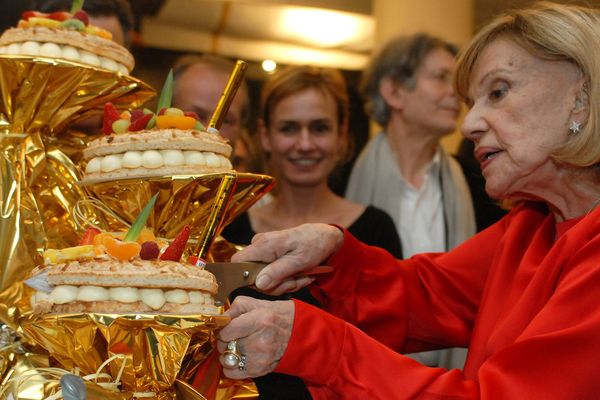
156, 115, 197, 129
102, 236, 141, 261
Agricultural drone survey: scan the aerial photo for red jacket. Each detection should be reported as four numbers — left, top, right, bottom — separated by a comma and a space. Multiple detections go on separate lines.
275, 202, 600, 399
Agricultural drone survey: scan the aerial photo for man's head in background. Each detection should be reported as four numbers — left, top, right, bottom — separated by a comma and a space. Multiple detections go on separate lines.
172, 54, 249, 146
35, 0, 134, 47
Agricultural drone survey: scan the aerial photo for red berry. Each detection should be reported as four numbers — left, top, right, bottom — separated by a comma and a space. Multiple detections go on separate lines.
184, 111, 200, 120
22, 11, 49, 20
79, 227, 101, 245
49, 11, 72, 21
130, 109, 145, 122
128, 113, 153, 131
102, 102, 120, 134
158, 108, 167, 116
140, 241, 160, 260
73, 10, 89, 26
160, 226, 191, 261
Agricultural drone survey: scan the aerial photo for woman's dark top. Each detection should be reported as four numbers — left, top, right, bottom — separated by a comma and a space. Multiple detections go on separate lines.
220, 205, 402, 400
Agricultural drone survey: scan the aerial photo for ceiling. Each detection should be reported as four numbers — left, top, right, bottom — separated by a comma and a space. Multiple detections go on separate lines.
137, 0, 600, 71
138, 0, 375, 70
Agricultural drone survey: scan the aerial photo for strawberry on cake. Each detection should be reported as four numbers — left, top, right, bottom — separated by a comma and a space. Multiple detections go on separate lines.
0, 2, 134, 74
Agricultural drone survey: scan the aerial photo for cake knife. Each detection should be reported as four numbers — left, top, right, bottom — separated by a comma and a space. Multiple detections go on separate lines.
204, 262, 332, 303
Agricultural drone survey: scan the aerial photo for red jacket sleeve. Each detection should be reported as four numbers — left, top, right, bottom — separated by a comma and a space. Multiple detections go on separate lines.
275, 205, 600, 398
307, 219, 505, 352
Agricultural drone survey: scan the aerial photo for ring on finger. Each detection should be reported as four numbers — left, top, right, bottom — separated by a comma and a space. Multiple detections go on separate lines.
223, 340, 247, 371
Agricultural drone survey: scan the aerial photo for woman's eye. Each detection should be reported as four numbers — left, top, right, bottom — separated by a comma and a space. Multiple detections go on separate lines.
310, 121, 332, 134
277, 123, 298, 135
489, 83, 508, 101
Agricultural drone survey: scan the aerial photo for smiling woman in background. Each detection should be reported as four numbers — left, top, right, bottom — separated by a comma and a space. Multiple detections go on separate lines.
217, 2, 600, 398
222, 65, 401, 258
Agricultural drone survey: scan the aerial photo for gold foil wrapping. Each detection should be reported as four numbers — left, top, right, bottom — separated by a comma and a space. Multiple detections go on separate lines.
20, 313, 229, 398
81, 172, 274, 258
0, 55, 154, 296
0, 55, 264, 399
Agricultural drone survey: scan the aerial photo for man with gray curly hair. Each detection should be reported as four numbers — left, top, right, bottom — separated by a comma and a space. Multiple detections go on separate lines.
345, 33, 476, 368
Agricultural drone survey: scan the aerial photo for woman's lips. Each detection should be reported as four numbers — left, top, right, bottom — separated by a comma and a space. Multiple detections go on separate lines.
475, 147, 502, 171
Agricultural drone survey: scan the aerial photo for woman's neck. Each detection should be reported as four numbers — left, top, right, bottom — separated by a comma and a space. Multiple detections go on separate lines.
271, 183, 338, 222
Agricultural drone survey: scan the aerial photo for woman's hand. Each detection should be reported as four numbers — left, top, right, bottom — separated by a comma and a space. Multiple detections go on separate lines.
218, 296, 295, 379
231, 223, 344, 295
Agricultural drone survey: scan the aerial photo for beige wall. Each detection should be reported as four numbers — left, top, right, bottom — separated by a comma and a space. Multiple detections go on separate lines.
373, 0, 475, 153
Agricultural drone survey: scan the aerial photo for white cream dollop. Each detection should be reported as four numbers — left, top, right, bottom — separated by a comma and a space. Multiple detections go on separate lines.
77, 286, 110, 302
100, 56, 119, 72
185, 151, 206, 166
7, 43, 21, 54
160, 150, 185, 166
86, 157, 102, 173
21, 41, 40, 55
101, 154, 122, 172
141, 150, 163, 168
109, 287, 140, 303
61, 45, 80, 61
39, 42, 62, 57
188, 291, 205, 304
139, 288, 166, 310
50, 285, 78, 304
121, 151, 143, 168
165, 289, 189, 304
80, 50, 101, 67
205, 152, 220, 168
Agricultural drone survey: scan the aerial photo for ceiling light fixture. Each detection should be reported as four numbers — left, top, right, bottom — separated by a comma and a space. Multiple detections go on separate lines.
281, 7, 369, 48
262, 59, 277, 73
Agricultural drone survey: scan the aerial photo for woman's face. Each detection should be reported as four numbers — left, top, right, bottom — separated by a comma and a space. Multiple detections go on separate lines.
461, 37, 583, 201
262, 87, 344, 188
399, 47, 461, 135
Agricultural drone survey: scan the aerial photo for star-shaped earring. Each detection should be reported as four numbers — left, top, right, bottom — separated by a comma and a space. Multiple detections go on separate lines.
569, 120, 581, 134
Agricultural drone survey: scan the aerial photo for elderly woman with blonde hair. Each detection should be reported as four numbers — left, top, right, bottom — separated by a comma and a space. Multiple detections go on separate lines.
216, 2, 600, 398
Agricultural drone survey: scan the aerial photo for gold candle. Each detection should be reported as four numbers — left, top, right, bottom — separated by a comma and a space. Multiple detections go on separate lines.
208, 60, 248, 130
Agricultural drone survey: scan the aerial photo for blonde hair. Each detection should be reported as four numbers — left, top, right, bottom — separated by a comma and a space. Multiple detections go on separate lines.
455, 1, 600, 166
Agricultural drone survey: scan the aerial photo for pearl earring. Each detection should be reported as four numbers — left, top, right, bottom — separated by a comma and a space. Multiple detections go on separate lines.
569, 120, 581, 134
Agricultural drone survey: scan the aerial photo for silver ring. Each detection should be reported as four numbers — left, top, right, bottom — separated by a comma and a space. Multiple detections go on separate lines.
222, 340, 247, 370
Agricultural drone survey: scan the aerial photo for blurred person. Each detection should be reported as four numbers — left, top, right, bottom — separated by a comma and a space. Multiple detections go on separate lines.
220, 65, 401, 399
345, 33, 477, 368
172, 54, 249, 156
217, 3, 600, 398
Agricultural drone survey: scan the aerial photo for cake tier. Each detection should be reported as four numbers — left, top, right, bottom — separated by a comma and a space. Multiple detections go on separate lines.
81, 129, 233, 183
0, 26, 134, 73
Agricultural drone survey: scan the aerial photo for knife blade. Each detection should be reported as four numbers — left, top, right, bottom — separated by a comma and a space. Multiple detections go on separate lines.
204, 262, 332, 303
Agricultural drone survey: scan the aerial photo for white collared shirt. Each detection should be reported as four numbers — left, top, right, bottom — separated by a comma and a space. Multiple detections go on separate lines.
397, 150, 445, 258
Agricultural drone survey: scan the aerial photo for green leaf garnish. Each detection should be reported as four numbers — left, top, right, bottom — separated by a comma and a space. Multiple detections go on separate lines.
70, 0, 84, 13
123, 193, 158, 242
156, 69, 173, 114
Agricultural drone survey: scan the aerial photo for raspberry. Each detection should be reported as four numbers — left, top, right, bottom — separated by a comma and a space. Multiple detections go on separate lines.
73, 10, 89, 26
140, 241, 160, 260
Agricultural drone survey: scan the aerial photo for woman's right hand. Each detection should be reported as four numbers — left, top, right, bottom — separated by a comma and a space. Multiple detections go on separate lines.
231, 223, 344, 295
